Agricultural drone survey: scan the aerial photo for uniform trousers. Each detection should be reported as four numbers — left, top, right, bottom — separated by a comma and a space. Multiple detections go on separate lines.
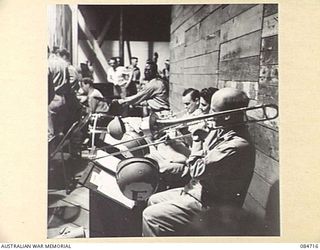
142, 188, 206, 236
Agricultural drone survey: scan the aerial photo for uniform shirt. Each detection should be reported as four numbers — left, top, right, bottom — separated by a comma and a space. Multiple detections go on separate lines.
107, 67, 117, 84
122, 78, 169, 111
184, 126, 255, 207
88, 89, 110, 113
128, 65, 141, 82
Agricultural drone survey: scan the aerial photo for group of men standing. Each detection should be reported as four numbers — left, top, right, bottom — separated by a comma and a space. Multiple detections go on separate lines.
48, 47, 170, 140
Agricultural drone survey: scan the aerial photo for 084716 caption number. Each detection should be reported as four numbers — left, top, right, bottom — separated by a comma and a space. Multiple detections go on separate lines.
300, 244, 319, 248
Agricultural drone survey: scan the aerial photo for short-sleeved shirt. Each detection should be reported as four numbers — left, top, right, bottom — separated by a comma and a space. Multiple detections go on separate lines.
88, 89, 110, 113
107, 67, 117, 84
128, 65, 141, 82
122, 78, 169, 111
184, 126, 255, 206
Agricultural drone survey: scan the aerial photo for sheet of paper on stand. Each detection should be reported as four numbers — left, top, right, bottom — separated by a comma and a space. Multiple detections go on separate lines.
123, 117, 143, 133
90, 171, 103, 186
103, 133, 122, 145
95, 150, 121, 173
95, 170, 136, 209
122, 116, 151, 136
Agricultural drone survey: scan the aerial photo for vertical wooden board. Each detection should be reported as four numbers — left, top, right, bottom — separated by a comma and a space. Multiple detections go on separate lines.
182, 74, 218, 89
220, 30, 262, 62
184, 56, 200, 68
261, 35, 278, 51
170, 6, 187, 33
220, 5, 263, 43
243, 193, 266, 220
200, 7, 223, 39
258, 82, 278, 105
184, 67, 217, 75
262, 13, 278, 38
223, 81, 259, 100
247, 172, 271, 208
170, 61, 184, 74
171, 44, 185, 63
255, 150, 279, 185
205, 29, 221, 53
171, 5, 184, 20
252, 124, 279, 160
171, 5, 203, 33
218, 80, 226, 89
184, 4, 221, 32
202, 51, 220, 68
259, 65, 279, 85
219, 56, 260, 81
223, 80, 238, 89
241, 81, 259, 100
171, 26, 186, 48
220, 4, 257, 24
260, 50, 278, 65
185, 39, 206, 58
170, 73, 184, 85
185, 23, 200, 46
263, 4, 278, 17
185, 52, 219, 74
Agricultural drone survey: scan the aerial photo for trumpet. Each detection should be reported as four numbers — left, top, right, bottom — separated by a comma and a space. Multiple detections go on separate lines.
90, 103, 278, 161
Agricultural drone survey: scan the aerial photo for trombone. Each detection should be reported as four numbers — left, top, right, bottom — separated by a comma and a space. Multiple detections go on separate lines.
89, 103, 279, 161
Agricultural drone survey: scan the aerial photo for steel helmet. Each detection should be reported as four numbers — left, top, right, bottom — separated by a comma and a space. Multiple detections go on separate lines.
116, 157, 159, 201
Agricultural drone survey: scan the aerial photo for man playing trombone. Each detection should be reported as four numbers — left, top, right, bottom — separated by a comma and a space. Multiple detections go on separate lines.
142, 87, 256, 236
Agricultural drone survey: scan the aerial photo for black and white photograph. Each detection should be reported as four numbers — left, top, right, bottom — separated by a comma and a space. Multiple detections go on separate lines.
47, 4, 280, 239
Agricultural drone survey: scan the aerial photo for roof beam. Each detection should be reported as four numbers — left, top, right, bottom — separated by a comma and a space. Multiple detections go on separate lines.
97, 13, 115, 47
78, 9, 109, 75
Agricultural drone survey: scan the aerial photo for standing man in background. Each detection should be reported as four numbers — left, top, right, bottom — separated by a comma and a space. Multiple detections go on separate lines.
126, 57, 140, 96
107, 57, 119, 96
162, 59, 170, 83
48, 48, 70, 139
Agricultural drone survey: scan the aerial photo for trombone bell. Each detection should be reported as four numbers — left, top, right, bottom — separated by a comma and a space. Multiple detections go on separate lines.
149, 104, 278, 138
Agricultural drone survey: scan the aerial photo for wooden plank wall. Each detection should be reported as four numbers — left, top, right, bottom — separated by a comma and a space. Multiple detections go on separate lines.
170, 4, 279, 233
48, 5, 73, 56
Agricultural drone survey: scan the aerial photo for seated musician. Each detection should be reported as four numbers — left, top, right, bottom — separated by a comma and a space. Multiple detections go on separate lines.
199, 87, 219, 114
181, 88, 202, 117
142, 87, 256, 236
114, 61, 169, 114
77, 77, 110, 114
149, 88, 204, 189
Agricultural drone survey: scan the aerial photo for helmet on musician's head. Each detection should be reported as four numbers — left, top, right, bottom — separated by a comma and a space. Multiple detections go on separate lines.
116, 157, 159, 201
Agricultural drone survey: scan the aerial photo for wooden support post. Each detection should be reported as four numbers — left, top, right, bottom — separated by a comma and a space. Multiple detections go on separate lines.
126, 40, 132, 61
77, 9, 109, 76
70, 4, 78, 65
119, 6, 124, 65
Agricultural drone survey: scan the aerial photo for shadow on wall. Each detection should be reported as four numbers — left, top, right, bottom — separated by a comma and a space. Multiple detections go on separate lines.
187, 180, 280, 236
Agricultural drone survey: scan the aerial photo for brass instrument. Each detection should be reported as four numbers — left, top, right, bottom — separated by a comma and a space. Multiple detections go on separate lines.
90, 103, 279, 161
149, 103, 278, 138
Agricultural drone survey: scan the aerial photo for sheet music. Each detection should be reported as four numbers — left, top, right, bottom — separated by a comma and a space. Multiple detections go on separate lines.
92, 170, 135, 209
95, 150, 121, 173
